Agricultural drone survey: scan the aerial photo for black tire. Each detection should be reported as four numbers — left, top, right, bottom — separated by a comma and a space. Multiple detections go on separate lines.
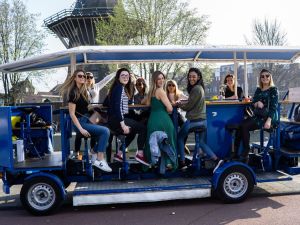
216, 166, 254, 203
20, 176, 63, 216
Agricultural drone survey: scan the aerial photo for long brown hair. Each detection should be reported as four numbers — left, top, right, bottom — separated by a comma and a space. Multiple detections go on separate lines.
146, 70, 166, 105
60, 69, 88, 102
108, 68, 133, 98
224, 73, 235, 91
135, 77, 148, 95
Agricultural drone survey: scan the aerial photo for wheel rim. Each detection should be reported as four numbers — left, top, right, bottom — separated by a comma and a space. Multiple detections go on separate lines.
27, 182, 56, 211
223, 172, 248, 199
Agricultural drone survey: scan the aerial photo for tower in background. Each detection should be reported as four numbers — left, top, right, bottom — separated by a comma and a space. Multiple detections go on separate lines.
44, 0, 117, 48
44, 0, 118, 87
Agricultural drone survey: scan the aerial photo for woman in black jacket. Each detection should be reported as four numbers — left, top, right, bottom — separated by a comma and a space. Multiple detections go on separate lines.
107, 68, 149, 166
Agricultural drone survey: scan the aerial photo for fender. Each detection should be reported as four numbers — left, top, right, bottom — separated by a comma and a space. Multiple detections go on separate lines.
212, 161, 257, 189
24, 172, 66, 200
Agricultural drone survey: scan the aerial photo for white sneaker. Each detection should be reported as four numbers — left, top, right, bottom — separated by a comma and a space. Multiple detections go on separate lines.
93, 159, 112, 172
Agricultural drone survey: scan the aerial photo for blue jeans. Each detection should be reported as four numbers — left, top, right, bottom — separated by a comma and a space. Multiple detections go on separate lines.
74, 116, 110, 153
177, 119, 216, 162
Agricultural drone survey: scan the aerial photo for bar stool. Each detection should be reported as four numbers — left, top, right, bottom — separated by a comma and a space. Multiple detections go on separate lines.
110, 130, 128, 175
188, 125, 206, 171
74, 132, 93, 177
225, 123, 240, 158
258, 126, 277, 171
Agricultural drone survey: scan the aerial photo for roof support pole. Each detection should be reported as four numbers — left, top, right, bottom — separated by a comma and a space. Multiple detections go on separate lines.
70, 53, 76, 75
244, 52, 248, 98
234, 52, 238, 96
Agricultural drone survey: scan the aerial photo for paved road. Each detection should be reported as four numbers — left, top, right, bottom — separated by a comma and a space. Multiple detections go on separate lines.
0, 194, 300, 225
1, 175, 300, 224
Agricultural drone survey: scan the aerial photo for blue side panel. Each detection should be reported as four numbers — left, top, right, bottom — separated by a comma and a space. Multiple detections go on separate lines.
0, 107, 13, 168
206, 103, 245, 158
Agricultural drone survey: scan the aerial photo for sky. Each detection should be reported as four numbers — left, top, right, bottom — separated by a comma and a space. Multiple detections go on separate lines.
12, 0, 300, 91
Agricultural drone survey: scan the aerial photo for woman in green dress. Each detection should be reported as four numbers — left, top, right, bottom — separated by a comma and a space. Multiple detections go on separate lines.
145, 71, 178, 170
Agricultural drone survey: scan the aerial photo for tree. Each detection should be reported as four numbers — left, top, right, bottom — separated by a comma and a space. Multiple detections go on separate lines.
95, 0, 212, 82
0, 0, 46, 105
244, 18, 298, 96
245, 18, 287, 46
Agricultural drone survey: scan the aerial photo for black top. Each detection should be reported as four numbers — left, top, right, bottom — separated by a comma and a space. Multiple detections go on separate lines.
134, 93, 145, 104
68, 88, 89, 117
225, 86, 243, 99
108, 83, 129, 123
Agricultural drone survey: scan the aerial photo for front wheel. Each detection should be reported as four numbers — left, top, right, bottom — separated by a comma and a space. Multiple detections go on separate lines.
216, 166, 254, 203
20, 177, 63, 215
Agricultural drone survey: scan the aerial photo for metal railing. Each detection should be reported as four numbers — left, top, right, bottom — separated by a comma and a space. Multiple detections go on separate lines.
44, 7, 114, 26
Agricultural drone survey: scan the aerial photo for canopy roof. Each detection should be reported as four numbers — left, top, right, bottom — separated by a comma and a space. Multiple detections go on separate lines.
1, 45, 300, 73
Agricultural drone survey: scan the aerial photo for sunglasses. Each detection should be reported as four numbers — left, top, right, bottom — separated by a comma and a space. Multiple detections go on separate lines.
77, 74, 86, 79
168, 84, 175, 87
260, 74, 270, 78
86, 76, 94, 80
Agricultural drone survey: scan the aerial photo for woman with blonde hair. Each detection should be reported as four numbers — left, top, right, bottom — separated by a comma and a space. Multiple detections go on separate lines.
60, 69, 111, 172
145, 71, 178, 170
72, 71, 108, 159
233, 69, 278, 162
166, 80, 187, 104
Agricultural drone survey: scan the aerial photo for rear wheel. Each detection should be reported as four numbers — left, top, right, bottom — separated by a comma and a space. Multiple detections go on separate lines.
216, 166, 254, 203
20, 177, 63, 215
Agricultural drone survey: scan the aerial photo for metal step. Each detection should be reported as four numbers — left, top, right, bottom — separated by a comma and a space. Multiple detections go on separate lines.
73, 177, 212, 206
256, 171, 292, 183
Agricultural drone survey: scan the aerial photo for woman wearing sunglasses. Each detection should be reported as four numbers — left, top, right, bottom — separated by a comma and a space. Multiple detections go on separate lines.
166, 80, 187, 106
233, 69, 279, 163
134, 77, 148, 104
60, 69, 112, 172
72, 72, 108, 159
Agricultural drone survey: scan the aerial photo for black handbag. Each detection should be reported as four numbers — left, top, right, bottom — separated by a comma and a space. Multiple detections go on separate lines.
253, 107, 269, 119
245, 98, 269, 119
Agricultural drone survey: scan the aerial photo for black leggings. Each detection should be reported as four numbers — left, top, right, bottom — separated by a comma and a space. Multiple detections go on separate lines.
234, 118, 259, 157
108, 117, 147, 150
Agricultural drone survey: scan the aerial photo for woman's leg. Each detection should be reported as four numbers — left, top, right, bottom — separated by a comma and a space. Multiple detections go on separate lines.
124, 118, 146, 150
77, 119, 111, 172
239, 118, 259, 158
123, 118, 149, 166
79, 122, 110, 155
177, 120, 190, 162
189, 120, 217, 159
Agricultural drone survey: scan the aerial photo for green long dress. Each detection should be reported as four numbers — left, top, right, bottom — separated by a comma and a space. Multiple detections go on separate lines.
145, 97, 178, 169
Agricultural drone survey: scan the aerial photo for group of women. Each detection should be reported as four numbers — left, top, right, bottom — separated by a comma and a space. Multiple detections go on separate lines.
60, 66, 278, 172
